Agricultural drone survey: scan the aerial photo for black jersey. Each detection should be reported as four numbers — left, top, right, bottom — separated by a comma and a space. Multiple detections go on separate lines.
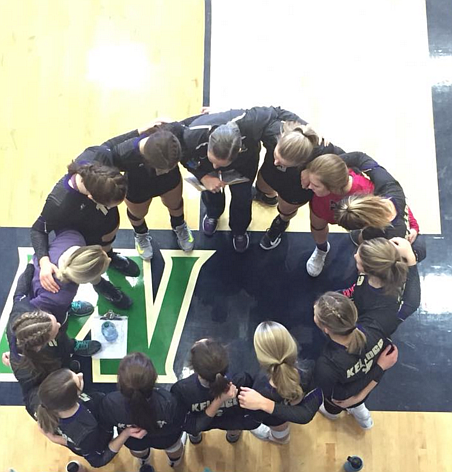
170, 372, 257, 434
7, 297, 73, 416
352, 266, 421, 336
30, 130, 137, 261
314, 319, 390, 401
250, 368, 321, 426
57, 392, 116, 467
99, 388, 186, 450
340, 152, 408, 239
181, 107, 300, 182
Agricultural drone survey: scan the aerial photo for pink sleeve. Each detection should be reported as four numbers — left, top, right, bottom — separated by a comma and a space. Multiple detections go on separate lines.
407, 206, 420, 233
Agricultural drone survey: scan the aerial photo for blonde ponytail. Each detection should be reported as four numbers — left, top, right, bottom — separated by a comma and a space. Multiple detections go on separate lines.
277, 121, 320, 167
56, 245, 109, 284
254, 321, 303, 403
334, 194, 394, 230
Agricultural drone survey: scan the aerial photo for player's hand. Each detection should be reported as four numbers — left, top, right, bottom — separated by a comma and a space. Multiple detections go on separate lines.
39, 257, 60, 293
2, 351, 11, 367
377, 344, 399, 370
300, 170, 311, 189
219, 382, 238, 403
237, 387, 267, 410
407, 228, 418, 244
390, 237, 416, 266
201, 107, 210, 114
201, 175, 225, 193
127, 427, 148, 439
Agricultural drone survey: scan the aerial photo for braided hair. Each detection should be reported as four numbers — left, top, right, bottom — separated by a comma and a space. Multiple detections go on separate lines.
142, 128, 182, 171
315, 292, 367, 354
67, 161, 127, 206
12, 311, 62, 378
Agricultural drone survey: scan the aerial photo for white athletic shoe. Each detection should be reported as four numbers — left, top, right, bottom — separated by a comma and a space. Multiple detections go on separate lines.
173, 222, 195, 252
134, 231, 153, 260
250, 424, 290, 444
319, 402, 341, 421
347, 403, 374, 430
306, 242, 330, 277
167, 432, 187, 467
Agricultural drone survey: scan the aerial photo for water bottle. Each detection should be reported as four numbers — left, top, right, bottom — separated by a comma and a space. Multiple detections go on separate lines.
344, 455, 363, 471
66, 461, 86, 472
102, 320, 118, 342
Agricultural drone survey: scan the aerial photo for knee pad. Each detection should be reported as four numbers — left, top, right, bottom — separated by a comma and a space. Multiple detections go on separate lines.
277, 206, 298, 218
165, 436, 183, 453
167, 199, 183, 212
127, 209, 143, 222
310, 224, 327, 232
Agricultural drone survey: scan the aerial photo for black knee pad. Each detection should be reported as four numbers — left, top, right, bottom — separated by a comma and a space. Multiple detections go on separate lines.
127, 209, 142, 222
310, 224, 327, 232
277, 206, 298, 218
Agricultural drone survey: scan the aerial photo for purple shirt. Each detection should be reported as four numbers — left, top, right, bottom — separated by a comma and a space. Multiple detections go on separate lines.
31, 230, 86, 323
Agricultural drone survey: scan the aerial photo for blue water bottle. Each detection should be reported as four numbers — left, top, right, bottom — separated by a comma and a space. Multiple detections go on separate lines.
344, 456, 363, 471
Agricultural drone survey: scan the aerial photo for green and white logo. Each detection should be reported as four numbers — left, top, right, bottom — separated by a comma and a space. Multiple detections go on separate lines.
0, 248, 214, 384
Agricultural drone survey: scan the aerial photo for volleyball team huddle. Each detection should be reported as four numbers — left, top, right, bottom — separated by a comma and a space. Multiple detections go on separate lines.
2, 106, 425, 471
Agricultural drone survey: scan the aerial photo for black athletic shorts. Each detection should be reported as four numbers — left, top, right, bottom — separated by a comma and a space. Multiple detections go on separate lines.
125, 430, 183, 450
77, 207, 120, 246
259, 155, 313, 205
126, 166, 182, 204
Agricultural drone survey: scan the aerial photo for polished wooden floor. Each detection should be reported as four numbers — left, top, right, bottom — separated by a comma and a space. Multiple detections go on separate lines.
0, 0, 450, 471
1, 407, 451, 472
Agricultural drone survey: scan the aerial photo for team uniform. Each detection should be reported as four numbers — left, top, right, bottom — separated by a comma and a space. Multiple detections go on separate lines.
55, 392, 118, 467
314, 318, 391, 414
250, 369, 322, 426
99, 388, 186, 451
181, 107, 301, 235
30, 229, 86, 324
342, 265, 421, 336
310, 168, 375, 224
170, 372, 258, 435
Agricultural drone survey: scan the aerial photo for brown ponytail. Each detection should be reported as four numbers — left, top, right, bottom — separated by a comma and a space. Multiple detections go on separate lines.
315, 292, 367, 354
190, 339, 230, 398
37, 369, 79, 434
117, 352, 158, 432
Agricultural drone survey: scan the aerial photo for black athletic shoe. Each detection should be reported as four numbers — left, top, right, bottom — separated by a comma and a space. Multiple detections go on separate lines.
69, 359, 81, 373
68, 301, 94, 317
226, 431, 242, 444
189, 433, 203, 445
233, 233, 250, 253
260, 215, 289, 250
94, 279, 133, 309
252, 186, 278, 206
73, 340, 101, 357
139, 466, 155, 472
109, 252, 140, 277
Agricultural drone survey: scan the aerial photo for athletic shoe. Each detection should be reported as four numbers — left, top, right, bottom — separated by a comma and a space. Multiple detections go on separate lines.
202, 215, 218, 236
350, 230, 362, 247
233, 233, 250, 253
306, 242, 330, 277
68, 301, 94, 317
109, 252, 140, 277
94, 279, 133, 309
347, 404, 374, 430
250, 424, 290, 444
252, 186, 278, 206
226, 431, 242, 444
173, 222, 195, 252
189, 432, 203, 445
69, 359, 81, 373
319, 402, 341, 421
139, 465, 155, 472
168, 432, 187, 468
73, 340, 101, 357
134, 231, 153, 261
260, 215, 290, 250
